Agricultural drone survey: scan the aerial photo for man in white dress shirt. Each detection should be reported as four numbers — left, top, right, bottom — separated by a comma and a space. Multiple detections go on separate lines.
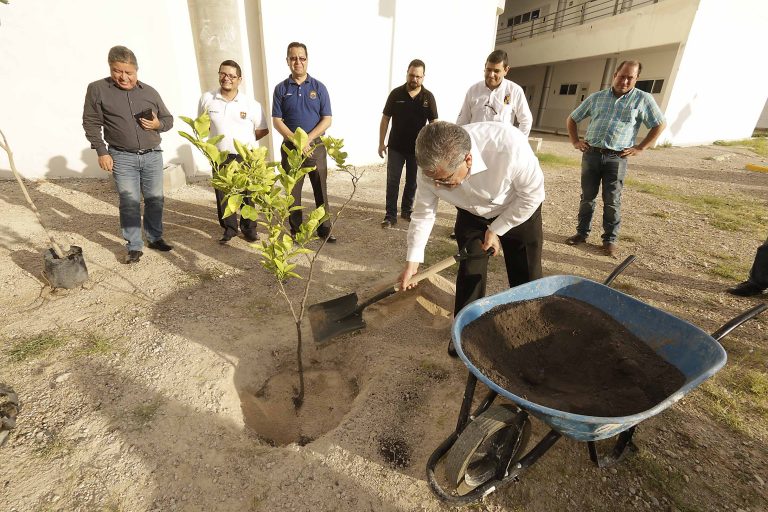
199, 59, 269, 244
398, 121, 545, 357
456, 50, 532, 136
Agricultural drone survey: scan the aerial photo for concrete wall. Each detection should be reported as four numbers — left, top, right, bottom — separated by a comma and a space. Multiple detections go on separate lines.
660, 0, 768, 145
0, 0, 202, 180
757, 100, 768, 130
499, 0, 697, 68
0, 0, 503, 178
258, 0, 501, 164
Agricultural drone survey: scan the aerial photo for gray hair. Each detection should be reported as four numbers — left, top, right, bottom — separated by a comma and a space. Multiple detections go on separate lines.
415, 121, 471, 176
108, 46, 138, 67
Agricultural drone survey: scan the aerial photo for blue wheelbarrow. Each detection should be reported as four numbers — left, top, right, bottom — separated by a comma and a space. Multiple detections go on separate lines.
426, 256, 766, 504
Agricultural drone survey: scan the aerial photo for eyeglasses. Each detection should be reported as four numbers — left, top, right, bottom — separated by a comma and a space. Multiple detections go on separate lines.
484, 103, 498, 115
218, 72, 239, 80
432, 170, 459, 185
289, 56, 307, 63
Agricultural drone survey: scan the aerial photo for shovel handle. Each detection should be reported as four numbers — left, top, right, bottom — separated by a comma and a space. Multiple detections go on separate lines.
398, 254, 460, 290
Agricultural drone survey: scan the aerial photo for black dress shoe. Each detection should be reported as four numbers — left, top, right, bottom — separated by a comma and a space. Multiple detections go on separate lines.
219, 234, 233, 244
381, 217, 396, 228
148, 239, 173, 251
400, 212, 411, 222
727, 281, 766, 297
125, 250, 143, 264
448, 340, 458, 358
242, 231, 258, 242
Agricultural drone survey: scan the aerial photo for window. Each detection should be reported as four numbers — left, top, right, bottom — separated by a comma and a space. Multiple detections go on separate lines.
510, 7, 543, 25
568, 84, 577, 95
532, 9, 540, 20
513, 14, 522, 25
635, 79, 664, 94
522, 12, 531, 23
559, 83, 578, 95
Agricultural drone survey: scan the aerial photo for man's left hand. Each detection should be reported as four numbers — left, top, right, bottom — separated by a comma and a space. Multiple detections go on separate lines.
481, 230, 500, 256
620, 145, 643, 157
139, 112, 161, 131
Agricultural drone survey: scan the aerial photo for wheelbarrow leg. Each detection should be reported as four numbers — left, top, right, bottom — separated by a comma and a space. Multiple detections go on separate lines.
587, 426, 637, 468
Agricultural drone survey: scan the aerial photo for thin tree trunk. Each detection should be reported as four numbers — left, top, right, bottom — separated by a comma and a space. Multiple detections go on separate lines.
293, 320, 305, 407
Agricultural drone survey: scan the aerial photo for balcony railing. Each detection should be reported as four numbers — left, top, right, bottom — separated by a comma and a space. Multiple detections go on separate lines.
496, 0, 662, 45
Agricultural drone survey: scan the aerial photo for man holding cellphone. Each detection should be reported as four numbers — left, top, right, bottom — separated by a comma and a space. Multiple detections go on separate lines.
83, 45, 174, 264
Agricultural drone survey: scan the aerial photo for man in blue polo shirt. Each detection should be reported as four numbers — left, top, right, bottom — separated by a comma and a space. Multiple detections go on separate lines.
565, 60, 665, 257
272, 42, 336, 243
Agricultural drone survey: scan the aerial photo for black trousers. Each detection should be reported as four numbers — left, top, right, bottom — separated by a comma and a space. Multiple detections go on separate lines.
453, 205, 543, 316
215, 154, 257, 237
281, 140, 331, 236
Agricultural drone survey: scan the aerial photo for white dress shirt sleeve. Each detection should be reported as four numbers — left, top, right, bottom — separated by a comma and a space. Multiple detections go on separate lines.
406, 173, 441, 263
511, 84, 533, 136
456, 90, 472, 126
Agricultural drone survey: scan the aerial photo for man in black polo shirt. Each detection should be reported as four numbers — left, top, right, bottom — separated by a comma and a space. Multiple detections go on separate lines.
378, 59, 438, 228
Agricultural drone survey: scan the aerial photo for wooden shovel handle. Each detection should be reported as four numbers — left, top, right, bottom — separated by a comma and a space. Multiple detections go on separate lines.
397, 255, 459, 291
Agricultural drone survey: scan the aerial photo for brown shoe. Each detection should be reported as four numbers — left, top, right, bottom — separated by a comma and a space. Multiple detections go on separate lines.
565, 233, 587, 245
602, 242, 617, 257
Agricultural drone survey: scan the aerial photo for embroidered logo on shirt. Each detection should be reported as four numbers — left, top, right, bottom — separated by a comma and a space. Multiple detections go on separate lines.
422, 100, 429, 107
309, 90, 318, 99
504, 94, 511, 105
240, 112, 247, 119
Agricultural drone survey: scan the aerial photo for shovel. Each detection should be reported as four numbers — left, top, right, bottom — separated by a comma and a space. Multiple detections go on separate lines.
309, 247, 489, 345
0, 129, 89, 289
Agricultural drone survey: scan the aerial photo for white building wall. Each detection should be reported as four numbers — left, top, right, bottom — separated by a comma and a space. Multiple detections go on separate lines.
0, 0, 503, 178
661, 0, 768, 145
258, 0, 501, 164
0, 0, 202, 180
757, 101, 768, 130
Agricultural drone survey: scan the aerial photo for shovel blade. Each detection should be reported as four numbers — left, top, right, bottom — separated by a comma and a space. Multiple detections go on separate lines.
308, 292, 367, 345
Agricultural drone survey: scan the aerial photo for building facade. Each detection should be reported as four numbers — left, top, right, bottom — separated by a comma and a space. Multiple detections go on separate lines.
496, 0, 768, 145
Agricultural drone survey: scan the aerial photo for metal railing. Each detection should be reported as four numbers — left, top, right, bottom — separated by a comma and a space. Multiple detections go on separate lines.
496, 0, 663, 44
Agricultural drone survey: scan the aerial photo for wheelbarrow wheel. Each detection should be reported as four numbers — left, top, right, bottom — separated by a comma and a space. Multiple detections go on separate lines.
444, 404, 530, 495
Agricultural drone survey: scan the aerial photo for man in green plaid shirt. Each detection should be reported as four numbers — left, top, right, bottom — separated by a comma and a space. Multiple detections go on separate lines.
565, 60, 665, 257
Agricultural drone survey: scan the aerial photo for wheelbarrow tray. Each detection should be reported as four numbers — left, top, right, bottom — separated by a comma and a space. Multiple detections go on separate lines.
452, 275, 727, 442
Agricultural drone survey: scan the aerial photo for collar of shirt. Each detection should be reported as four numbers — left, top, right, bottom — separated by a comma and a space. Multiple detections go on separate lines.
107, 78, 144, 90
214, 90, 241, 102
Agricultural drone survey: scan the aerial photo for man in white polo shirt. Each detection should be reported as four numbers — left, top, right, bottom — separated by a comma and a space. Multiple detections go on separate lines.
456, 49, 532, 136
199, 59, 269, 244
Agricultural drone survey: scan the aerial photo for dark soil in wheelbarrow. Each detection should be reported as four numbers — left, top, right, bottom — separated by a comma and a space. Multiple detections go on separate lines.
461, 295, 686, 417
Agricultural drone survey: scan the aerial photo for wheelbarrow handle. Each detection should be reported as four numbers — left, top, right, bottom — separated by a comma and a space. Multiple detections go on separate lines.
603, 255, 636, 286
711, 303, 767, 342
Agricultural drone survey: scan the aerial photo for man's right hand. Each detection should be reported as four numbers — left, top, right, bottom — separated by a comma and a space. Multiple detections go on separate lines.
98, 154, 114, 172
378, 143, 387, 159
572, 140, 589, 152
398, 261, 420, 291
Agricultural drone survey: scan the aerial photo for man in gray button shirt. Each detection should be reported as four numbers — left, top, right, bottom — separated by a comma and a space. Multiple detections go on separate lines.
83, 45, 174, 264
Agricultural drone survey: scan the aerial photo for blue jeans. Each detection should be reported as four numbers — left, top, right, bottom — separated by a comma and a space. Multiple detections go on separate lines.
576, 151, 628, 243
385, 149, 417, 220
109, 149, 165, 251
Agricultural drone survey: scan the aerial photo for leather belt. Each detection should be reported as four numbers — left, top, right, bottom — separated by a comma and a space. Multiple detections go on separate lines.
587, 146, 624, 156
111, 147, 157, 155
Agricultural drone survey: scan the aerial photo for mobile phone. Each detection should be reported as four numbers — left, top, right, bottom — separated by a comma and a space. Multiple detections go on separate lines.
134, 108, 154, 123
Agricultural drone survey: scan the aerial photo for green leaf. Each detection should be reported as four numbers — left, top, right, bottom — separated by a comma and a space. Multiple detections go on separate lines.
240, 204, 258, 220
225, 194, 243, 218
194, 111, 211, 138
290, 127, 309, 154
208, 134, 225, 146
178, 131, 198, 145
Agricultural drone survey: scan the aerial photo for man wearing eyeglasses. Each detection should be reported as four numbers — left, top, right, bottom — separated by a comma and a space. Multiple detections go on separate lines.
565, 60, 665, 257
199, 60, 269, 244
398, 121, 545, 357
83, 45, 174, 264
456, 50, 532, 136
272, 42, 336, 243
378, 59, 439, 229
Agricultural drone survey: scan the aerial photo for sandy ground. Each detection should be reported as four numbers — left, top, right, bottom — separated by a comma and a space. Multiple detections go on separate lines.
1, 134, 767, 511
